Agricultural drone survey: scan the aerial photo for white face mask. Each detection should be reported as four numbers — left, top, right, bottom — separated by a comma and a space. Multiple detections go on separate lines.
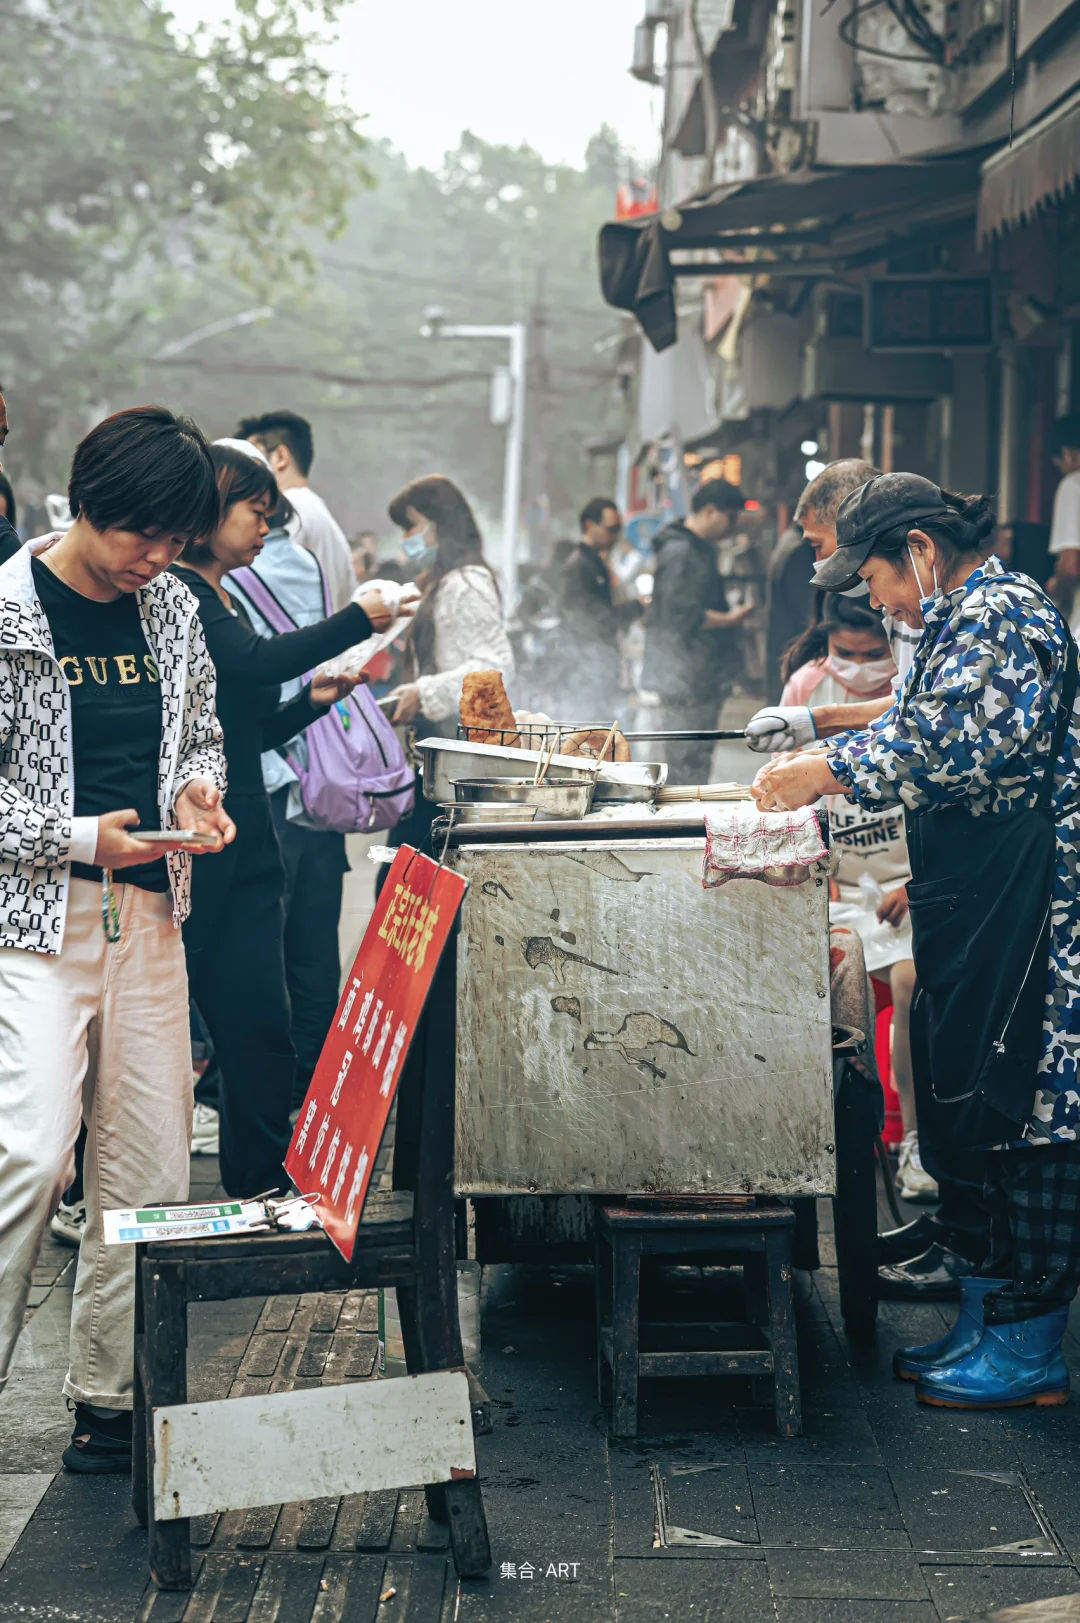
907, 542, 941, 607
827, 654, 897, 694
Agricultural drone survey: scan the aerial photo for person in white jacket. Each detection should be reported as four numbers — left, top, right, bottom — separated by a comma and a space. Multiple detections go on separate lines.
384, 474, 514, 728
0, 406, 234, 1474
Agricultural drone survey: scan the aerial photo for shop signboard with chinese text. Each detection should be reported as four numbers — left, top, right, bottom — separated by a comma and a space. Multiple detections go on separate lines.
285, 846, 467, 1261
867, 278, 994, 352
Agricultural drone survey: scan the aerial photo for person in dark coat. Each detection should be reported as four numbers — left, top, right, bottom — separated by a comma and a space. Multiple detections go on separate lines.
557, 497, 623, 718
642, 480, 753, 783
0, 388, 19, 565
765, 525, 816, 703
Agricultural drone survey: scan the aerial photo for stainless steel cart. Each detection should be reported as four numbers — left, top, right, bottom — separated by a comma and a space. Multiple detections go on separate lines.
449, 811, 835, 1197
436, 780, 880, 1339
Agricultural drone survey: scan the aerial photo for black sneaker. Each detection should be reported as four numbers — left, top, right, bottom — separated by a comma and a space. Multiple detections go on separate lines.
62, 1402, 133, 1474
877, 1242, 978, 1302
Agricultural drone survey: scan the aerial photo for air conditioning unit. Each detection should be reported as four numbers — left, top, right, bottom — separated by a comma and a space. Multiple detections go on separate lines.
631, 20, 662, 83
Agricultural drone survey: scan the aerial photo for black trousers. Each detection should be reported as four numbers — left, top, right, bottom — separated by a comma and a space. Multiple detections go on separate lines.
913, 989, 1080, 1321
659, 697, 727, 786
911, 986, 992, 1265
983, 1143, 1080, 1323
184, 792, 295, 1198
269, 789, 348, 1103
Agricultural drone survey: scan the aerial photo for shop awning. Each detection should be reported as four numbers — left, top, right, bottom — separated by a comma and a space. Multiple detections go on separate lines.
977, 89, 1080, 245
599, 152, 985, 352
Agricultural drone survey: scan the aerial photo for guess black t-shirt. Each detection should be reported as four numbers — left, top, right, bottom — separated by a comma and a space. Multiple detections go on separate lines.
33, 556, 167, 892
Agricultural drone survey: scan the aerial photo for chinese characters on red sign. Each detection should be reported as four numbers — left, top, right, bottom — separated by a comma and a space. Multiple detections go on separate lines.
285, 846, 467, 1260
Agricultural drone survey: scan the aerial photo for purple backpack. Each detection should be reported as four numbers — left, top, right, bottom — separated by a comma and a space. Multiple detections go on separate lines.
229, 565, 415, 834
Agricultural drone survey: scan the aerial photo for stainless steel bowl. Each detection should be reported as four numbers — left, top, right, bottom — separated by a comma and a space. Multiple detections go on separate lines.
451, 776, 596, 819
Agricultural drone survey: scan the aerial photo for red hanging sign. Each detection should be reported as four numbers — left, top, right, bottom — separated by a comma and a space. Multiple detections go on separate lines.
285, 845, 467, 1260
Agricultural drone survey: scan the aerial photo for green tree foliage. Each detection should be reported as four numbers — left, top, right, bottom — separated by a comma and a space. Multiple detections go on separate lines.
0, 0, 367, 484
3, 0, 639, 551
149, 130, 637, 542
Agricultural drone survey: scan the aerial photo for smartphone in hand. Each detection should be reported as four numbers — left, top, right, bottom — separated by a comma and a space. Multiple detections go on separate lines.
128, 830, 218, 847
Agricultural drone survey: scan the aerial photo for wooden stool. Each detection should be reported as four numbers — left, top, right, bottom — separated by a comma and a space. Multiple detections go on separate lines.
133, 931, 490, 1591
595, 1197, 801, 1438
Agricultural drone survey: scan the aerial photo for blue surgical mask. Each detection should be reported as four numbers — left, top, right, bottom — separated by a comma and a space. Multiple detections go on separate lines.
402, 524, 435, 563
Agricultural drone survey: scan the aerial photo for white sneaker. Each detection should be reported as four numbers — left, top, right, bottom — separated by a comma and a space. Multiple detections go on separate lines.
896, 1129, 939, 1203
191, 1102, 220, 1157
50, 1199, 86, 1247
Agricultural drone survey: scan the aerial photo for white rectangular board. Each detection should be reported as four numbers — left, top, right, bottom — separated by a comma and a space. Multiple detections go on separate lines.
452, 838, 835, 1197
104, 1200, 269, 1245
152, 1370, 474, 1520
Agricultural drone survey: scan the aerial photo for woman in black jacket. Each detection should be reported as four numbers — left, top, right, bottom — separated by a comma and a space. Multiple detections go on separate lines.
173, 439, 400, 1196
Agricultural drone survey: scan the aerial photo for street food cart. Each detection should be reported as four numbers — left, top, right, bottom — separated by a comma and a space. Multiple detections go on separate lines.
417, 729, 879, 1338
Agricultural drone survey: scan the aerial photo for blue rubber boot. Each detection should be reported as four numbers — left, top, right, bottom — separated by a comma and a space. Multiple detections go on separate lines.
893, 1277, 1008, 1382
915, 1306, 1071, 1409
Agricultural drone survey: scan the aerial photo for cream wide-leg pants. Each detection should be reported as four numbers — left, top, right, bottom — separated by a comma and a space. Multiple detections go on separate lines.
0, 878, 191, 1408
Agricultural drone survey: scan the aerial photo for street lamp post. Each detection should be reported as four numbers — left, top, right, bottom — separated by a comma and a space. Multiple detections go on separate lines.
421, 310, 528, 606
151, 306, 274, 362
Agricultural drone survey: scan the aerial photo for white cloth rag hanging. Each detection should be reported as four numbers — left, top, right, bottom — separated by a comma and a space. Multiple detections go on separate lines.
702, 803, 828, 889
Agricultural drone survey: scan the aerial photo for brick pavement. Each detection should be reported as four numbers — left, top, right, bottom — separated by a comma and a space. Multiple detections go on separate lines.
2, 1180, 1080, 1621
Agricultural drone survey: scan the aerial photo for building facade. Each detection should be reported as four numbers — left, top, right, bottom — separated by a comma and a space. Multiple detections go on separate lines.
608, 0, 1080, 544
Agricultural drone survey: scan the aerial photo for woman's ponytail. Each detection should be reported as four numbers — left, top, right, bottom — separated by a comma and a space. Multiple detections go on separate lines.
939, 490, 997, 554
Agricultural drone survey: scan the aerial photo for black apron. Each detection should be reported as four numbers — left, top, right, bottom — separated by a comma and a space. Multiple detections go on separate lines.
905, 617, 1077, 1150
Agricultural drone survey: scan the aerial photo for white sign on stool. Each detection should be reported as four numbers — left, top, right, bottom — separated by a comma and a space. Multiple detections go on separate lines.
152, 1368, 474, 1520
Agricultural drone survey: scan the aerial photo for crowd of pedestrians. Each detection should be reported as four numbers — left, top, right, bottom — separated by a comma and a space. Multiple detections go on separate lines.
3, 375, 1080, 1475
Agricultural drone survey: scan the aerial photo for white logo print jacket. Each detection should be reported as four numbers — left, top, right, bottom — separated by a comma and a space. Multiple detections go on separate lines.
0, 535, 227, 953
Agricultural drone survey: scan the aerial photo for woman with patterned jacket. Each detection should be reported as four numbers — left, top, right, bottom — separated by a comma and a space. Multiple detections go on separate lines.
754, 472, 1080, 1410
0, 407, 234, 1474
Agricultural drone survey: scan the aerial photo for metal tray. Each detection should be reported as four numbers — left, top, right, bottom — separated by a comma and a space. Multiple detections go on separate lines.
418, 735, 665, 805
592, 763, 666, 803
452, 776, 596, 819
436, 801, 539, 825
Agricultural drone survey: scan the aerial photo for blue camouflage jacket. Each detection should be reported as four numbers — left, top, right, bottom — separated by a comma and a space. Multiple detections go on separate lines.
826, 555, 1080, 1142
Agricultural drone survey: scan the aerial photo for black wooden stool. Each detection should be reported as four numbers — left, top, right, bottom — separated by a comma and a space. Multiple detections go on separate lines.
132, 931, 491, 1591
595, 1197, 802, 1438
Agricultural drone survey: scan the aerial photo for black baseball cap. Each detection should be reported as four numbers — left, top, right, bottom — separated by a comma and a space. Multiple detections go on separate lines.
812, 472, 950, 593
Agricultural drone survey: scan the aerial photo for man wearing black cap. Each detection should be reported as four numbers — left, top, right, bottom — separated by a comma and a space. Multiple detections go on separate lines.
0, 388, 19, 566
642, 479, 754, 784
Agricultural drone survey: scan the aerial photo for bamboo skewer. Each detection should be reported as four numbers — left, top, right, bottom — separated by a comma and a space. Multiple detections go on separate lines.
594, 718, 620, 767
656, 783, 753, 803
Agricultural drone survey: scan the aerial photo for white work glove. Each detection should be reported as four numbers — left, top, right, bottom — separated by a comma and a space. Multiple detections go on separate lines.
744, 705, 817, 754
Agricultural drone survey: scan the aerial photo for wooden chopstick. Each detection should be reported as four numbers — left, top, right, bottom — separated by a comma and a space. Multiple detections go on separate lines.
594, 719, 619, 767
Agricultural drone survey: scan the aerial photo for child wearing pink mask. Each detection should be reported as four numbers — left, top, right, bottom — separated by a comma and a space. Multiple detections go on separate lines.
780, 598, 930, 1202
